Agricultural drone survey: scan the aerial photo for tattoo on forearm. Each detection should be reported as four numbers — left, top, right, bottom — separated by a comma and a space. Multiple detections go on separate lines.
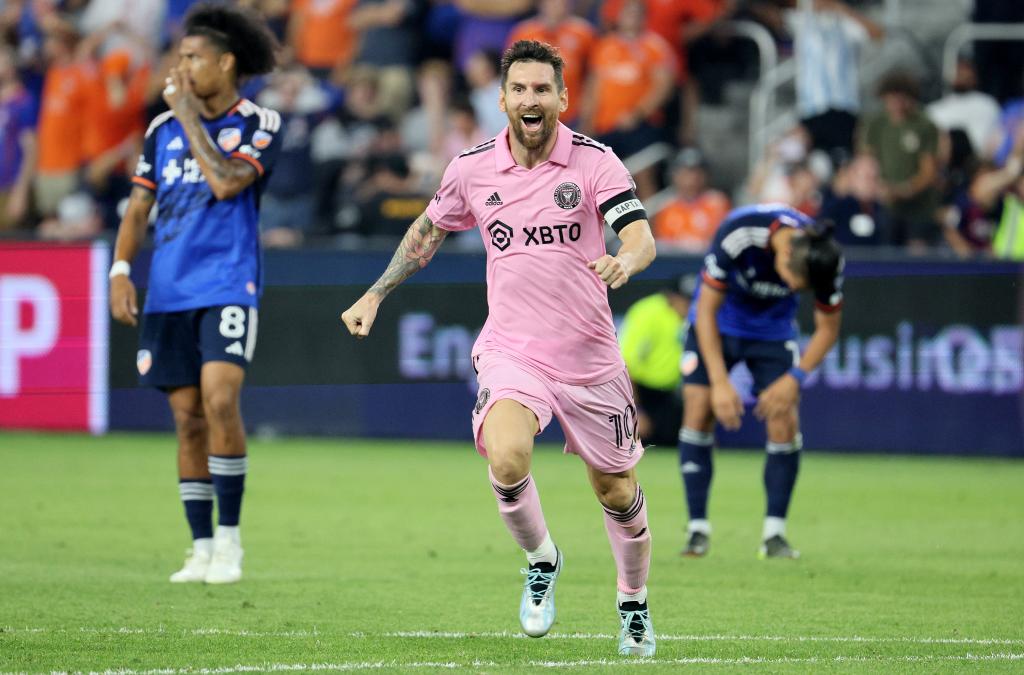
179, 114, 253, 185
368, 214, 448, 297
131, 186, 155, 208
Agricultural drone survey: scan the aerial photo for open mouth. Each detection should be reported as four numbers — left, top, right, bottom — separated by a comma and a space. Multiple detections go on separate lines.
521, 113, 543, 132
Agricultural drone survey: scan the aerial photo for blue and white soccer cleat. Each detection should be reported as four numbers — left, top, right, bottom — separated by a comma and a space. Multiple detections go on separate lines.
519, 549, 562, 637
617, 599, 656, 657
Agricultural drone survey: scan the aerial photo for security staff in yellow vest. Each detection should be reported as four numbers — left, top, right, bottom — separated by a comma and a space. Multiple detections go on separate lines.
619, 274, 697, 446
971, 128, 1024, 260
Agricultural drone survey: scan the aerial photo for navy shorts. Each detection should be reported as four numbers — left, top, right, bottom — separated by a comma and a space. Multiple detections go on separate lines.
681, 326, 799, 395
137, 305, 258, 389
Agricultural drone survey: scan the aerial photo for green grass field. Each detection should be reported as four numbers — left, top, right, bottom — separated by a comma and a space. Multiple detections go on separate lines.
1, 432, 1022, 673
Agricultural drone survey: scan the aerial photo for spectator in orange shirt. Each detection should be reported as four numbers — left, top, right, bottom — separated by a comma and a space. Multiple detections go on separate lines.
288, 0, 358, 82
34, 19, 90, 218
601, 0, 732, 145
82, 49, 149, 227
654, 147, 730, 252
507, 0, 596, 125
579, 0, 676, 197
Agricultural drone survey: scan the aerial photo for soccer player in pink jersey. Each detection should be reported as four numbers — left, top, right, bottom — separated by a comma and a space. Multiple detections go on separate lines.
341, 40, 658, 657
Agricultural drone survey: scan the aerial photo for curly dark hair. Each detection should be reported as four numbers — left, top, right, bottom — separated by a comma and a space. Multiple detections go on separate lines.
183, 3, 278, 80
500, 40, 565, 91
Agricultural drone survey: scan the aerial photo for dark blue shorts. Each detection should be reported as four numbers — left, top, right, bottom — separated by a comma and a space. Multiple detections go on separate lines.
681, 326, 799, 395
137, 305, 258, 389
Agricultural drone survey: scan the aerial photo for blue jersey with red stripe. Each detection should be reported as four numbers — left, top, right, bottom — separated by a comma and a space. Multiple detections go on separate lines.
132, 99, 282, 313
689, 204, 843, 340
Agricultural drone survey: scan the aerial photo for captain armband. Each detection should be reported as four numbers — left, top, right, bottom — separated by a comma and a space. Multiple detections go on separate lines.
599, 190, 647, 233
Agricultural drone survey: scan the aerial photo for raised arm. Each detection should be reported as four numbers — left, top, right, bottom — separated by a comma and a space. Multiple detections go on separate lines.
163, 68, 259, 201
971, 128, 1024, 209
340, 211, 449, 338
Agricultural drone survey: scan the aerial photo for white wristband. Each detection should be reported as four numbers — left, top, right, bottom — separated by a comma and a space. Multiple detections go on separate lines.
109, 260, 131, 279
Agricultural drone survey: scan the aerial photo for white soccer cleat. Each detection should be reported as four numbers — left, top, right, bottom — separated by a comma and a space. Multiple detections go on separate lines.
205, 532, 243, 584
519, 549, 562, 637
617, 598, 656, 657
169, 545, 212, 583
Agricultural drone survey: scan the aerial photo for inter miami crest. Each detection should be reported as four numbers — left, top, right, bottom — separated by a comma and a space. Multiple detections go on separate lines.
554, 182, 582, 210
474, 388, 491, 415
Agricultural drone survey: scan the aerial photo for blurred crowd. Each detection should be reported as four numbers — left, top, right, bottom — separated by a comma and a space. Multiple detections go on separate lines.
1, 0, 1023, 259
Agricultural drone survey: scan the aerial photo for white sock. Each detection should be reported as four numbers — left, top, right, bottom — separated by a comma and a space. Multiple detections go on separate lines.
688, 519, 711, 535
525, 532, 558, 566
214, 525, 241, 545
193, 537, 213, 555
763, 516, 786, 540
617, 586, 648, 606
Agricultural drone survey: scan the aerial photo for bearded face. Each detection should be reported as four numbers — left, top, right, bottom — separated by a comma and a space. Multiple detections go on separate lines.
500, 60, 567, 152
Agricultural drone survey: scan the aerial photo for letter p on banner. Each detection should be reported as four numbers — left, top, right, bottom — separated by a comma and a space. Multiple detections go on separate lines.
0, 242, 109, 433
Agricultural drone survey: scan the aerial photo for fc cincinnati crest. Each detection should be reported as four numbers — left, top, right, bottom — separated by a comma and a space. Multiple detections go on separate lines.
217, 127, 242, 152
554, 182, 582, 209
252, 129, 273, 150
474, 388, 491, 415
136, 349, 152, 376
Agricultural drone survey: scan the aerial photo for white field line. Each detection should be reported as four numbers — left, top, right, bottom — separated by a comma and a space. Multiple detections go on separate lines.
3, 626, 1023, 646
384, 630, 1024, 646
13, 653, 1024, 675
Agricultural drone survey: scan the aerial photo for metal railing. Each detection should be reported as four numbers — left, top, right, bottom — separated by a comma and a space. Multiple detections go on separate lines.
723, 19, 778, 82
747, 59, 797, 177
942, 22, 1024, 91
630, 19, 780, 217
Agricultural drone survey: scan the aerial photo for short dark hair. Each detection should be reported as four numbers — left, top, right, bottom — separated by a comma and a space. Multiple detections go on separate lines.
500, 40, 565, 91
790, 224, 843, 297
876, 70, 920, 100
184, 3, 278, 80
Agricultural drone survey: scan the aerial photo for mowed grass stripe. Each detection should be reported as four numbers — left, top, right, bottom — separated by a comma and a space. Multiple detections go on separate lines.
4, 652, 1024, 675
4, 626, 1024, 645
1, 432, 1022, 673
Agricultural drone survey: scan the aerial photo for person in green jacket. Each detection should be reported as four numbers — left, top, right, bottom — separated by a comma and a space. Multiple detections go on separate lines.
619, 274, 696, 447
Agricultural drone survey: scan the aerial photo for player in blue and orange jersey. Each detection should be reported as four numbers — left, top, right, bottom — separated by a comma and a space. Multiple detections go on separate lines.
678, 205, 844, 559
108, 3, 280, 585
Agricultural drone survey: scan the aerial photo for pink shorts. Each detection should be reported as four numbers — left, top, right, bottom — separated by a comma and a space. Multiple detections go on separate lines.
471, 351, 645, 474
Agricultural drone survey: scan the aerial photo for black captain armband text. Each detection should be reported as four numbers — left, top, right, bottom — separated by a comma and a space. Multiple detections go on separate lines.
599, 190, 647, 233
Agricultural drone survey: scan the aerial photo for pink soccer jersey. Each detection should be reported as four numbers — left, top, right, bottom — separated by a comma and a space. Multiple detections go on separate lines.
426, 122, 646, 385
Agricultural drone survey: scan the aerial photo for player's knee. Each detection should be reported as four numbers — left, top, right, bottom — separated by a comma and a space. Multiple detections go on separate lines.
682, 388, 714, 431
202, 388, 240, 424
594, 477, 636, 513
767, 417, 799, 445
487, 439, 532, 484
172, 409, 207, 445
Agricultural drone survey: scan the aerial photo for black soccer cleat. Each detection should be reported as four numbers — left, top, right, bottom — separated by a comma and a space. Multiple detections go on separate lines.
681, 531, 710, 558
758, 534, 800, 559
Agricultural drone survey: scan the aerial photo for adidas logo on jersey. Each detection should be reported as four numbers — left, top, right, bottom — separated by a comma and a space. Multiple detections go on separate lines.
166, 136, 184, 151
485, 192, 503, 206
225, 341, 244, 356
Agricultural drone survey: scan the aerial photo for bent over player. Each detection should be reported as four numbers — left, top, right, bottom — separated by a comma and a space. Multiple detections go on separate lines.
109, 4, 280, 584
341, 41, 658, 656
679, 205, 844, 559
